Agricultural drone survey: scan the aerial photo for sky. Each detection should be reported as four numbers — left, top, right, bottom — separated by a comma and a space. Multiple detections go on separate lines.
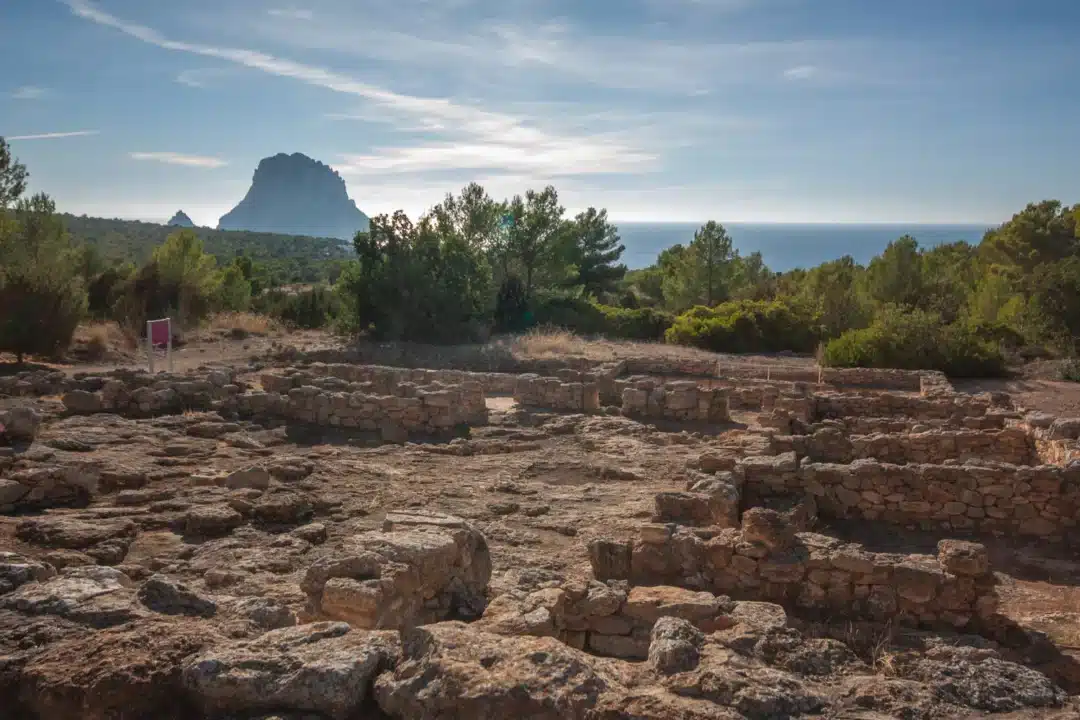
2, 0, 1077, 227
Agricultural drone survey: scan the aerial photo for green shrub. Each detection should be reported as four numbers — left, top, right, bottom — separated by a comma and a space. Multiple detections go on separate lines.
822, 307, 1006, 377
253, 285, 340, 329
1062, 359, 1080, 383
664, 300, 818, 353
527, 292, 672, 340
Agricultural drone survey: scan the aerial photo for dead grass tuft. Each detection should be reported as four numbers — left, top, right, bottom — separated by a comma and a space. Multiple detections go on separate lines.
71, 321, 136, 360
207, 312, 281, 339
511, 327, 591, 359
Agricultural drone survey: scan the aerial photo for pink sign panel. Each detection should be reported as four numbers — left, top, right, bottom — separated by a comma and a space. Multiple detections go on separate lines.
149, 319, 170, 347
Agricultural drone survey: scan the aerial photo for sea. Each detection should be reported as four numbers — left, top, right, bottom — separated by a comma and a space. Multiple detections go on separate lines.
617, 223, 992, 272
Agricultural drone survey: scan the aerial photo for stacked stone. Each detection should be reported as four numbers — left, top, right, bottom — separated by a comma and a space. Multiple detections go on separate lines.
795, 426, 1034, 466
302, 512, 491, 630
588, 513, 999, 630
617, 378, 730, 424
812, 391, 1010, 423
819, 367, 924, 391
60, 370, 241, 417
512, 373, 600, 412
0, 369, 69, 397
623, 357, 717, 377
271, 381, 485, 433
726, 449, 1080, 539
478, 580, 739, 660
1026, 412, 1080, 465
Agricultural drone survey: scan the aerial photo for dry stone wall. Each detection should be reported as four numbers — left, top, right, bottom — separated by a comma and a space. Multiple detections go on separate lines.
733, 451, 1080, 540
588, 515, 999, 631
478, 579, 743, 660
812, 391, 1012, 423
616, 377, 730, 424
512, 374, 601, 412
789, 426, 1034, 466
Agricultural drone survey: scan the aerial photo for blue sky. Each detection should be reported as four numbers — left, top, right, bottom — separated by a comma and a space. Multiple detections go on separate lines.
2, 0, 1076, 226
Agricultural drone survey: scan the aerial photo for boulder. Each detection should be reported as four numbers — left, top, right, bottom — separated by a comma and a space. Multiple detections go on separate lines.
302, 516, 490, 629
0, 551, 56, 594
185, 505, 244, 537
648, 616, 704, 674
740, 507, 795, 551
182, 622, 396, 720
226, 596, 297, 631
0, 478, 30, 506
937, 540, 990, 577
15, 517, 136, 550
587, 538, 632, 581
225, 466, 271, 490
0, 566, 141, 627
62, 390, 103, 414
1, 407, 41, 440
137, 574, 217, 617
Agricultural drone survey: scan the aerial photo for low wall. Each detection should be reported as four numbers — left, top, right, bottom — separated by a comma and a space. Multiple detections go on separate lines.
733, 451, 1080, 540
616, 378, 730, 424
479, 581, 743, 660
239, 380, 487, 436
1027, 414, 1080, 465
788, 427, 1034, 466
58, 370, 242, 417
588, 516, 998, 630
512, 374, 600, 413
811, 391, 1010, 423
273, 362, 518, 396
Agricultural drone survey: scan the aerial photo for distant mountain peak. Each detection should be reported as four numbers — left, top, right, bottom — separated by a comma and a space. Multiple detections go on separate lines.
167, 210, 195, 227
217, 152, 369, 240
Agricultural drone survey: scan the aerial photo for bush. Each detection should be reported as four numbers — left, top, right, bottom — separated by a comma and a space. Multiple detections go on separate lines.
1062, 359, 1080, 383
664, 300, 818, 353
0, 193, 88, 363
822, 308, 1006, 377
0, 273, 87, 362
253, 285, 340, 329
528, 292, 672, 340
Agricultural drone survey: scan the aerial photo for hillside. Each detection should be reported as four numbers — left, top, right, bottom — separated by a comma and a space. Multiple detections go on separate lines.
61, 214, 352, 283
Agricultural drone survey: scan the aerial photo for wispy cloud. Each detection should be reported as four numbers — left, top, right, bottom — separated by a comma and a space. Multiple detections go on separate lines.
8, 130, 98, 141
130, 152, 228, 168
65, 0, 658, 178
268, 8, 313, 21
175, 67, 234, 89
783, 65, 817, 80
11, 86, 48, 100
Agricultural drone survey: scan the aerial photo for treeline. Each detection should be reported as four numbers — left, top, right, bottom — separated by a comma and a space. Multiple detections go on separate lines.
2, 136, 1079, 377
330, 182, 1079, 377
61, 213, 350, 285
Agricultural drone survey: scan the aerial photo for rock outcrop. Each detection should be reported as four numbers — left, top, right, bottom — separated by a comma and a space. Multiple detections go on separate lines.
217, 153, 369, 240
166, 210, 195, 227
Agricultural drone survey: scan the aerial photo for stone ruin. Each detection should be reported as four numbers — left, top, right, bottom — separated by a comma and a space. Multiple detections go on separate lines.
1, 354, 1079, 718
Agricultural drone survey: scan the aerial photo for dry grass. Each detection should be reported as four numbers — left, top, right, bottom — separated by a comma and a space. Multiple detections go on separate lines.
71, 321, 137, 360
511, 327, 596, 359
207, 312, 282, 339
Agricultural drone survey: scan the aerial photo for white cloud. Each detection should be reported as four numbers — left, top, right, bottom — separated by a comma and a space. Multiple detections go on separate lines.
11, 86, 48, 100
8, 130, 98, 140
783, 64, 817, 80
130, 152, 228, 168
65, 0, 660, 178
268, 8, 313, 21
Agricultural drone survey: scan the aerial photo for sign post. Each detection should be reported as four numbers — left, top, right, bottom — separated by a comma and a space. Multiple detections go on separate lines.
146, 318, 173, 373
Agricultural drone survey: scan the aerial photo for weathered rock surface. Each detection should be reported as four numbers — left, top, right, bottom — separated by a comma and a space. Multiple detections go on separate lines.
182, 622, 397, 720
